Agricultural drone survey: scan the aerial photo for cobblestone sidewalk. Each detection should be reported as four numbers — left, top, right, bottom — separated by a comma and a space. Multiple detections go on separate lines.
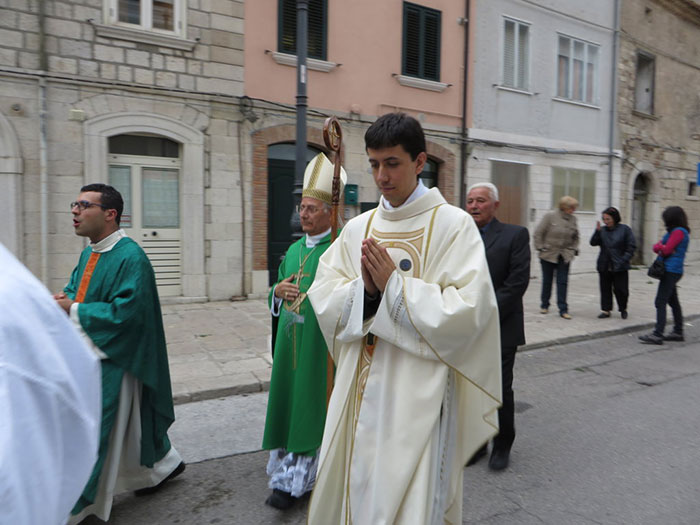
163, 267, 700, 404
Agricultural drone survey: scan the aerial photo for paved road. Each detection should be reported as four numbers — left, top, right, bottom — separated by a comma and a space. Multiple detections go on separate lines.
91, 321, 700, 524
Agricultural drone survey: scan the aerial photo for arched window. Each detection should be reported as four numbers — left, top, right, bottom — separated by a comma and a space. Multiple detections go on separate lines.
0, 112, 23, 257
108, 133, 182, 296
84, 112, 205, 299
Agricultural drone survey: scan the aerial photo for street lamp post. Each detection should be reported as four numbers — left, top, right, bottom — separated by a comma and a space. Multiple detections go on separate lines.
292, 0, 309, 239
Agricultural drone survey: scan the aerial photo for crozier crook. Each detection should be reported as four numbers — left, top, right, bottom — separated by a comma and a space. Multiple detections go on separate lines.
323, 116, 343, 243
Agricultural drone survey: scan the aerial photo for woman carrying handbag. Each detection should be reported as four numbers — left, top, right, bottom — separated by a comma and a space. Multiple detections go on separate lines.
639, 206, 691, 345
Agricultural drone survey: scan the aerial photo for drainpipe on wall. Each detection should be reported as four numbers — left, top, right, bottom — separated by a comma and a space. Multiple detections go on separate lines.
237, 118, 247, 298
607, 0, 621, 207
459, 0, 471, 210
38, 0, 49, 284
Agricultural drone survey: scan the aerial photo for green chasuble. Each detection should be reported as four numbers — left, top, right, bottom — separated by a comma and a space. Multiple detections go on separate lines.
64, 237, 175, 513
262, 233, 333, 456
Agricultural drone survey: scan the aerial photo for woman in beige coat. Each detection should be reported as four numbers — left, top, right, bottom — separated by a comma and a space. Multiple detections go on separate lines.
534, 196, 580, 319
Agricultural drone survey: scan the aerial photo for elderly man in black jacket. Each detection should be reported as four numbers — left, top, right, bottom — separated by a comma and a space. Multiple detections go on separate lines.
466, 182, 531, 471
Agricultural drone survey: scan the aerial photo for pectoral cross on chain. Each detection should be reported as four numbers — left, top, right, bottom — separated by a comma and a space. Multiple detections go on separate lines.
285, 267, 310, 314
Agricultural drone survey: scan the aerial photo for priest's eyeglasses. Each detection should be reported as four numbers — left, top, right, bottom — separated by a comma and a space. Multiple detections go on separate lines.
70, 200, 108, 211
296, 204, 324, 214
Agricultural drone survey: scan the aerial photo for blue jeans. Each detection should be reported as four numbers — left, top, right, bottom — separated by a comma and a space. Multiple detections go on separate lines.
540, 257, 570, 314
653, 272, 683, 336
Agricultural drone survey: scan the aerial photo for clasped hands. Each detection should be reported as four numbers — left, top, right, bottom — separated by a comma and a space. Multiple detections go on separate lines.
361, 238, 395, 296
53, 291, 74, 313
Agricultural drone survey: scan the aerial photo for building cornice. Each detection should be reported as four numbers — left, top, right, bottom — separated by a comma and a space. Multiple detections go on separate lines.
652, 0, 700, 27
93, 23, 197, 51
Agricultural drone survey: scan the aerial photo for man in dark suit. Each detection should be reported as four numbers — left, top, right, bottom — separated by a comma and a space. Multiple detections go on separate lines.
467, 182, 531, 470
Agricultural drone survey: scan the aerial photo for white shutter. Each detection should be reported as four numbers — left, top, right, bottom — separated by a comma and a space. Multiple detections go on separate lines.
503, 20, 515, 86
517, 23, 529, 89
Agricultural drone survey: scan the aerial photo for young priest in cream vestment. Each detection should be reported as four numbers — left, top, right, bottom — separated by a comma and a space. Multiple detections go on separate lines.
307, 113, 502, 525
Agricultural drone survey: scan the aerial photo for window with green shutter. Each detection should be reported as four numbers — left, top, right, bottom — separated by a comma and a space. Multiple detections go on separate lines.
278, 0, 328, 61
402, 2, 441, 82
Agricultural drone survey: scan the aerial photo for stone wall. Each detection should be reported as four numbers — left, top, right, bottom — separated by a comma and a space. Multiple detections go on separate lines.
617, 0, 700, 264
0, 0, 248, 299
1, 0, 244, 96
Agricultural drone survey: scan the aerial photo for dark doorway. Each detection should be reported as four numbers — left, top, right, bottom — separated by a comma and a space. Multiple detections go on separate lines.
267, 143, 322, 285
631, 173, 648, 265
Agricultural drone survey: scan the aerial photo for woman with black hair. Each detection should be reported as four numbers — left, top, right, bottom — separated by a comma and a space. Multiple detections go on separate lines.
590, 206, 636, 319
639, 206, 691, 344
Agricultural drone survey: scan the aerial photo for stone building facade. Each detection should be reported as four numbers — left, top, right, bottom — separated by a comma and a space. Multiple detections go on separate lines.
617, 0, 700, 264
0, 0, 251, 300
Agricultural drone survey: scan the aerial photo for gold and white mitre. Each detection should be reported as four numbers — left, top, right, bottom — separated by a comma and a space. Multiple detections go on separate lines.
302, 153, 347, 205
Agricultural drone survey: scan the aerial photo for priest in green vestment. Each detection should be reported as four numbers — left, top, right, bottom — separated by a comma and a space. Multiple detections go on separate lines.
262, 153, 346, 510
55, 184, 185, 524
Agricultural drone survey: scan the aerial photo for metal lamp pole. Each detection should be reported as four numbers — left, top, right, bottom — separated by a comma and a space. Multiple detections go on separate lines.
292, 0, 309, 238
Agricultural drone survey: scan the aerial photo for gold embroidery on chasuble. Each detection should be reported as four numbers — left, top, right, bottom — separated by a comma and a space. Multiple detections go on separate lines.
345, 218, 435, 522
371, 227, 425, 278
351, 205, 442, 419
351, 225, 430, 428
282, 245, 317, 369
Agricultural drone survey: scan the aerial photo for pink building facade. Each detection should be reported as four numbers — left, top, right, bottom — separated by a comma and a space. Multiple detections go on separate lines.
244, 0, 472, 287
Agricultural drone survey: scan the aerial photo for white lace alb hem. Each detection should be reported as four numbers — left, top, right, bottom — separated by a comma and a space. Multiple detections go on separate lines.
266, 449, 319, 497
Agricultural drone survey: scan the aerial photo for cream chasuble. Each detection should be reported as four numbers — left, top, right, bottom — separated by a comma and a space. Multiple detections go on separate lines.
307, 188, 502, 525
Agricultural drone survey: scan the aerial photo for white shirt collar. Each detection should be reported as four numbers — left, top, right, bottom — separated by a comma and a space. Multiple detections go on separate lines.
305, 228, 331, 248
381, 179, 428, 210
91, 229, 127, 253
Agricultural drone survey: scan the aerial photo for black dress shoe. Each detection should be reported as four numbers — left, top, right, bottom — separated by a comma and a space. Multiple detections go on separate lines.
134, 461, 186, 496
663, 332, 684, 341
488, 448, 510, 471
466, 444, 488, 466
621, 311, 628, 319
639, 333, 663, 345
598, 311, 611, 319
265, 489, 296, 510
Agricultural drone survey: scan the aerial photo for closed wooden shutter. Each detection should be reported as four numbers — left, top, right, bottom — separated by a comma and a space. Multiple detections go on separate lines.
402, 2, 441, 82
279, 0, 327, 60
